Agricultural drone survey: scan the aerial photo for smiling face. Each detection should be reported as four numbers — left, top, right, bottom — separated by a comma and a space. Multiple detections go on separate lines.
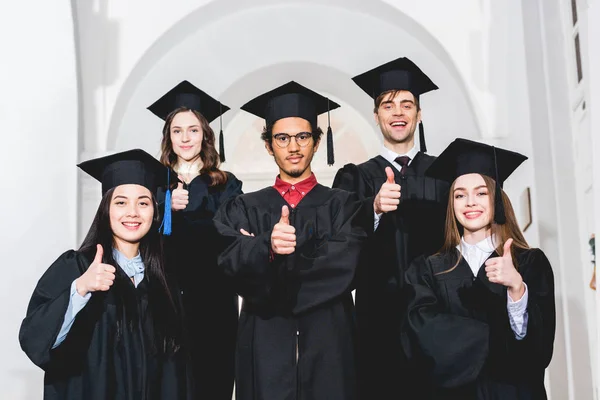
170, 110, 203, 163
265, 117, 320, 183
452, 173, 493, 238
374, 90, 421, 149
109, 184, 154, 248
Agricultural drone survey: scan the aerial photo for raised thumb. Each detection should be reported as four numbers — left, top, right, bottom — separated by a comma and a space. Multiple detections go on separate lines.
385, 167, 395, 184
280, 205, 290, 225
94, 244, 104, 264
503, 238, 513, 258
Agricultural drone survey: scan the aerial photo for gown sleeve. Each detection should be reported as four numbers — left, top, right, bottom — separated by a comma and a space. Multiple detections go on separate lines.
505, 249, 556, 370
213, 196, 278, 305
404, 256, 490, 388
19, 250, 88, 370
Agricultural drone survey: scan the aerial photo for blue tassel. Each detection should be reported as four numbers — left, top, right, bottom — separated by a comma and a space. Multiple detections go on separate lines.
159, 189, 173, 235
159, 168, 173, 235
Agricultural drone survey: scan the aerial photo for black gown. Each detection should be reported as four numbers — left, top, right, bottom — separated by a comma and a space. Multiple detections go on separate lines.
404, 248, 556, 399
159, 171, 242, 400
19, 250, 191, 400
213, 184, 369, 400
332, 153, 450, 398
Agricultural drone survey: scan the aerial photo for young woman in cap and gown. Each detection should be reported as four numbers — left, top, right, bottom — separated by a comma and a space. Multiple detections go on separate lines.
404, 138, 555, 399
19, 149, 192, 399
147, 80, 242, 399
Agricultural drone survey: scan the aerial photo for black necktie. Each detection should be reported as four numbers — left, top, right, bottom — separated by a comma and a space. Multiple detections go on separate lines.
395, 156, 411, 176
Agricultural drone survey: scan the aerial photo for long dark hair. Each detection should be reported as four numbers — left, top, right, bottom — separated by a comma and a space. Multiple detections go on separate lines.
437, 174, 529, 274
159, 107, 228, 186
79, 187, 181, 354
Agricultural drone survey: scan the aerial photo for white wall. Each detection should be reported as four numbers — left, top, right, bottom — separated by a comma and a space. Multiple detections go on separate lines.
0, 1, 79, 399
586, 0, 600, 398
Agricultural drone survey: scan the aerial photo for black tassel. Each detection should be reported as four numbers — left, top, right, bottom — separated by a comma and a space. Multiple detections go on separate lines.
327, 126, 334, 166
326, 98, 334, 166
494, 181, 506, 224
219, 129, 225, 163
419, 121, 427, 153
492, 146, 505, 224
218, 102, 225, 163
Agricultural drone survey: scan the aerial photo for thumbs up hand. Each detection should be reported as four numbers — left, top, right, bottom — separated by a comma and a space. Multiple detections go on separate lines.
271, 205, 296, 255
374, 167, 401, 214
171, 178, 189, 211
484, 239, 524, 298
75, 244, 116, 296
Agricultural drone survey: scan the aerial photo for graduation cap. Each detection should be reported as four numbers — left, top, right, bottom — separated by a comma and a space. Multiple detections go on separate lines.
78, 149, 179, 235
352, 57, 438, 153
240, 81, 341, 166
425, 138, 528, 224
147, 80, 231, 162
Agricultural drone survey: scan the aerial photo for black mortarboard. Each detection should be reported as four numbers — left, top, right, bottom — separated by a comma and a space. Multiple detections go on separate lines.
241, 81, 341, 165
78, 149, 179, 235
425, 138, 528, 224
352, 57, 438, 153
147, 80, 230, 162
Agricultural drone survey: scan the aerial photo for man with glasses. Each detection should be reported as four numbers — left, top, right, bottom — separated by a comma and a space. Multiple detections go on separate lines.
214, 81, 369, 400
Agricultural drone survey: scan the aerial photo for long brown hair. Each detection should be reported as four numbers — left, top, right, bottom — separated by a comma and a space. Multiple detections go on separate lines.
159, 107, 227, 186
437, 174, 529, 274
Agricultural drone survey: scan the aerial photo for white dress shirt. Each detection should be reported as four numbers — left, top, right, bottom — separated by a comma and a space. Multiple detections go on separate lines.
374, 144, 420, 230
457, 236, 529, 340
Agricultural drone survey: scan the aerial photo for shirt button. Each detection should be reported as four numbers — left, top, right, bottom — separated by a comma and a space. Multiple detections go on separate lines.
291, 204, 295, 207
282, 191, 285, 194
180, 290, 184, 295
291, 186, 295, 190
301, 192, 305, 195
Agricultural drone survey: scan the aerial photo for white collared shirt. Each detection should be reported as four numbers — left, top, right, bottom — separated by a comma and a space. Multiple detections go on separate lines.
374, 144, 420, 230
457, 236, 529, 340
380, 143, 420, 172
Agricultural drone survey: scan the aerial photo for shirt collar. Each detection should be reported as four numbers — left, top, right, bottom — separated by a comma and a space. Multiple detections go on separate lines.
456, 235, 497, 254
273, 172, 318, 195
380, 143, 419, 165
112, 248, 145, 277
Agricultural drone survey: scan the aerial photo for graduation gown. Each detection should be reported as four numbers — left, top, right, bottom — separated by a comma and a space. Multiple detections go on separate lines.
213, 184, 369, 400
159, 171, 242, 400
404, 248, 556, 399
332, 153, 449, 397
19, 250, 191, 400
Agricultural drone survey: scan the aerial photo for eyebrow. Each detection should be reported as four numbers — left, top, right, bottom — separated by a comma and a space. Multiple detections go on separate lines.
171, 125, 200, 129
380, 99, 415, 106
113, 195, 152, 200
453, 185, 487, 192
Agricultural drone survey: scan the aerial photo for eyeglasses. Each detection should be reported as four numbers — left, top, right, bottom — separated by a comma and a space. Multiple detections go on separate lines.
272, 132, 313, 148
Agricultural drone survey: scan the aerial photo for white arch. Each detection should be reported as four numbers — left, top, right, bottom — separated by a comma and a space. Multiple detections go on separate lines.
107, 0, 485, 151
